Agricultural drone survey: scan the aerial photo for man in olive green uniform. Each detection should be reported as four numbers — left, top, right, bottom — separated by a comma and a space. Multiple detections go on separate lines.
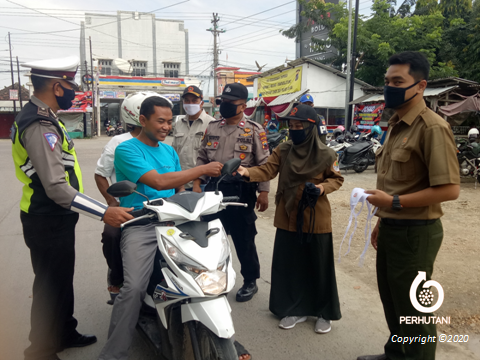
194, 83, 270, 302
358, 52, 460, 360
11, 56, 133, 360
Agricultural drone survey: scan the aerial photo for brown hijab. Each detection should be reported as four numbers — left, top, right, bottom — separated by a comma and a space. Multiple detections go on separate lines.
275, 108, 337, 215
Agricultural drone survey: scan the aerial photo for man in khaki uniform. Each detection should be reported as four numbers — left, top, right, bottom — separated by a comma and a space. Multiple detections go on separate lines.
194, 82, 270, 302
172, 85, 214, 190
358, 52, 460, 360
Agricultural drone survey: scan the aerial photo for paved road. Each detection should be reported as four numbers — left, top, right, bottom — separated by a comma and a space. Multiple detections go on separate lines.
0, 136, 478, 360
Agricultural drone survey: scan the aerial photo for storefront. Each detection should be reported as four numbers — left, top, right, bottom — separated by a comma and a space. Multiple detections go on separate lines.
57, 91, 93, 139
97, 75, 200, 125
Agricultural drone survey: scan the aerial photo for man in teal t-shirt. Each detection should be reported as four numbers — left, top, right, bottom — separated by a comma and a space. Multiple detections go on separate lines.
99, 96, 223, 360
115, 138, 181, 209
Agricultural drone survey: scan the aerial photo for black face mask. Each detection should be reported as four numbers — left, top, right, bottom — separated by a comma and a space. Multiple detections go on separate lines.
54, 83, 76, 110
383, 81, 419, 109
290, 129, 306, 145
219, 101, 242, 119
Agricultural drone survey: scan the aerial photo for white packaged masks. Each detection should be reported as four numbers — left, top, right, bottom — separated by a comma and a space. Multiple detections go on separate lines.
338, 188, 377, 266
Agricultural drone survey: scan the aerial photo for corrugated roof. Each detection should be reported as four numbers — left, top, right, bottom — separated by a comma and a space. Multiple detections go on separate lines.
247, 57, 373, 88
267, 89, 309, 106
350, 86, 459, 105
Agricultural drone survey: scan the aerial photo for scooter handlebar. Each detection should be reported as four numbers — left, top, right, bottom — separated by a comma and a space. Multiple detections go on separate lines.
222, 196, 240, 202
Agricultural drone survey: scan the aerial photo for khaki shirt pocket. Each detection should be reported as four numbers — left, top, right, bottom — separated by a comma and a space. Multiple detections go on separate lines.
234, 143, 253, 165
375, 146, 384, 172
205, 141, 218, 162
391, 148, 415, 182
194, 131, 204, 150
173, 132, 185, 149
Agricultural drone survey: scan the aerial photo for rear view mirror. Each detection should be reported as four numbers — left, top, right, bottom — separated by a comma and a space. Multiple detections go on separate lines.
107, 180, 137, 198
221, 158, 241, 176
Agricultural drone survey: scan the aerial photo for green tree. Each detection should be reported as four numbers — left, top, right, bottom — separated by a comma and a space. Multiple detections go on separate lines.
282, 0, 459, 85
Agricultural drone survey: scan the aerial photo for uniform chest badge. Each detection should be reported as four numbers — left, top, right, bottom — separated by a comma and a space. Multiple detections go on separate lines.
220, 120, 226, 126
244, 128, 251, 133
37, 107, 49, 117
213, 142, 219, 149
240, 145, 248, 150
207, 142, 212, 146
239, 121, 245, 127
239, 153, 246, 160
402, 137, 408, 145
241, 133, 251, 137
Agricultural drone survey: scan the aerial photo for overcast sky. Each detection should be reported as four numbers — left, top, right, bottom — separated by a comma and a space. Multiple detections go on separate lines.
0, 0, 299, 88
0, 0, 373, 89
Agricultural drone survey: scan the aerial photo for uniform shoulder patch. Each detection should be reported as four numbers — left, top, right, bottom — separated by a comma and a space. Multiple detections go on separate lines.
39, 119, 53, 126
37, 107, 49, 117
333, 160, 340, 172
44, 132, 59, 151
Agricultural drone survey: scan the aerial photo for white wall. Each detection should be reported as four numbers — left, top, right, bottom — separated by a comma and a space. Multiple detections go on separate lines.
83, 12, 186, 77
301, 63, 364, 108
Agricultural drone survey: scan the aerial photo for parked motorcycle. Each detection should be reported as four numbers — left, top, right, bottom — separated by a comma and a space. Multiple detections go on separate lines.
105, 122, 117, 137
338, 132, 377, 173
107, 159, 244, 360
456, 139, 480, 187
266, 129, 288, 154
115, 123, 125, 135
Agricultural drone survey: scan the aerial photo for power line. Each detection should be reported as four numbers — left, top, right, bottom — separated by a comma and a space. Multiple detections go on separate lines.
221, 1, 296, 27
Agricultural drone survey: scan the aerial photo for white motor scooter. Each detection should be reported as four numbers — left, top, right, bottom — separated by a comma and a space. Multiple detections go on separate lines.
107, 159, 245, 360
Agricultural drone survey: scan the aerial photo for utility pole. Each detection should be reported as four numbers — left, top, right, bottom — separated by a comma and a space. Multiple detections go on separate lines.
16, 56, 23, 109
89, 36, 99, 137
346, 0, 360, 131
344, 0, 353, 128
207, 13, 225, 98
8, 32, 17, 117
84, 60, 90, 91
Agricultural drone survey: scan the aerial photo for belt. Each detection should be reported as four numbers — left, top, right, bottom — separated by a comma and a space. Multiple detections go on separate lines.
382, 218, 438, 226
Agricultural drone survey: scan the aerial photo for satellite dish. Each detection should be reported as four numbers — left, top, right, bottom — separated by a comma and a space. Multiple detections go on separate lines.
113, 58, 132, 74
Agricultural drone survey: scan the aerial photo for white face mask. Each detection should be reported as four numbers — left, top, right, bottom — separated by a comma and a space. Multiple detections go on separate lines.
338, 188, 377, 266
183, 103, 202, 116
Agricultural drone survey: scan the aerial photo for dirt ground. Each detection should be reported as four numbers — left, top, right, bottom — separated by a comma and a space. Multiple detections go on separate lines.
315, 167, 480, 335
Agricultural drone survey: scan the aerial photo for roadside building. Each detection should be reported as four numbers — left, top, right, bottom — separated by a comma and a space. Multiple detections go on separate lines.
79, 11, 197, 122
245, 57, 372, 129
0, 83, 29, 139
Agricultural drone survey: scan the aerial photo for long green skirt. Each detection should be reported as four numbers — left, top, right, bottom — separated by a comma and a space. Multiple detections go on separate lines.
269, 228, 342, 320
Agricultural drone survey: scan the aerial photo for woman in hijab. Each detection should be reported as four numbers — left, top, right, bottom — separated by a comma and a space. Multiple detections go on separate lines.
237, 104, 343, 334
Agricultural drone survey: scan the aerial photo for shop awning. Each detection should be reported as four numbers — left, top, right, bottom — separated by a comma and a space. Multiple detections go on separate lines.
267, 89, 309, 117
350, 86, 459, 105
440, 93, 480, 116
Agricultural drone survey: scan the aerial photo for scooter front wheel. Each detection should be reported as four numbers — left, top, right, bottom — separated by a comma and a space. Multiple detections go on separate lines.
188, 322, 237, 360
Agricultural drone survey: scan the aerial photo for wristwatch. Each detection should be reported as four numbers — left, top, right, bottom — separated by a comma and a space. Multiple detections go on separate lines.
392, 195, 402, 211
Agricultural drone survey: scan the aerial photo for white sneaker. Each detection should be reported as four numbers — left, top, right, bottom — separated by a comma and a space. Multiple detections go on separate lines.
315, 317, 332, 333
278, 316, 307, 329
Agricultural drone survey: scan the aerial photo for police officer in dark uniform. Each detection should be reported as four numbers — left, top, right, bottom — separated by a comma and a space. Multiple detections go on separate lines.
11, 56, 133, 360
194, 83, 270, 302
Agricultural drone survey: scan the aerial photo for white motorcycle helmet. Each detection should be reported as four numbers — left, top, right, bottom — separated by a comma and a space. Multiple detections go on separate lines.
121, 91, 173, 127
468, 128, 479, 142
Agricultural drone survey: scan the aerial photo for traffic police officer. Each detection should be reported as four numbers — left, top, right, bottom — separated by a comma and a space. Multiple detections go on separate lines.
172, 85, 214, 190
11, 56, 133, 360
300, 93, 328, 144
194, 82, 270, 302
358, 52, 460, 360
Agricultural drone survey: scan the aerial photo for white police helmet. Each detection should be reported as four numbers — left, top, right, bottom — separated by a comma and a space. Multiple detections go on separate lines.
121, 91, 173, 126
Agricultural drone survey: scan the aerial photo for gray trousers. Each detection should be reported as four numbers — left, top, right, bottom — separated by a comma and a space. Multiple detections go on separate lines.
99, 223, 158, 360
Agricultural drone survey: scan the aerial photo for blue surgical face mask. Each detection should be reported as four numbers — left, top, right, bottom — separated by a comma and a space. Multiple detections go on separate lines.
54, 83, 76, 110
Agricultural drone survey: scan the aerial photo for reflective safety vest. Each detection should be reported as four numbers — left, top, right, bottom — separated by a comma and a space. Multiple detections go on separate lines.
11, 101, 84, 215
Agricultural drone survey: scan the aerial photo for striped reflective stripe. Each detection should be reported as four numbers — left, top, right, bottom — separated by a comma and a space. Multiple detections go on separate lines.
20, 159, 37, 178
70, 193, 107, 220
62, 152, 75, 167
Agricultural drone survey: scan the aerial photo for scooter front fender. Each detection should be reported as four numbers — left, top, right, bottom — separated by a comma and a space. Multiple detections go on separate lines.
181, 296, 235, 339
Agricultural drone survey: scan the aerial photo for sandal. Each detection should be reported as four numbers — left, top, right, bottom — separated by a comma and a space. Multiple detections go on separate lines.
234, 340, 252, 360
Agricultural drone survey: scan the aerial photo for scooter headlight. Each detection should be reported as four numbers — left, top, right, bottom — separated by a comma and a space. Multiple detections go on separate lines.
194, 270, 227, 295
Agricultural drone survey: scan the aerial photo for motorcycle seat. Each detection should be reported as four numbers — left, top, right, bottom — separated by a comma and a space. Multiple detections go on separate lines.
164, 191, 205, 213
344, 141, 372, 155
